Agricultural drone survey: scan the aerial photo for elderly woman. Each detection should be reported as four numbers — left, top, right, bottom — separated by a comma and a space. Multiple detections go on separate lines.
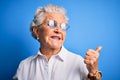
13, 4, 102, 80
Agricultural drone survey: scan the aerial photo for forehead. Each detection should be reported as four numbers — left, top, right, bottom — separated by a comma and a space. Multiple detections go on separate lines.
44, 12, 67, 23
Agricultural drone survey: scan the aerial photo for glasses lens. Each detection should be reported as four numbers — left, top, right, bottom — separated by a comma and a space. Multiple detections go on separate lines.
61, 23, 68, 31
61, 23, 69, 31
48, 20, 55, 28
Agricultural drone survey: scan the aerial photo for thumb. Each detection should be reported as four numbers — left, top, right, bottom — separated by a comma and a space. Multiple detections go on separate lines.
96, 46, 102, 52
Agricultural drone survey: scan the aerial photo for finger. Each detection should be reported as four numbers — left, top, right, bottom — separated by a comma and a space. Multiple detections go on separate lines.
84, 59, 90, 64
96, 46, 102, 52
87, 49, 96, 55
86, 51, 99, 59
85, 55, 96, 60
84, 59, 94, 65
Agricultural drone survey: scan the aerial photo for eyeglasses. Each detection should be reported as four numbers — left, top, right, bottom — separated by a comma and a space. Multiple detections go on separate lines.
47, 20, 69, 31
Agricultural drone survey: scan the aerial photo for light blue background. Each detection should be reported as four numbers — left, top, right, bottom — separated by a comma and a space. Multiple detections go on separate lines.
0, 0, 120, 80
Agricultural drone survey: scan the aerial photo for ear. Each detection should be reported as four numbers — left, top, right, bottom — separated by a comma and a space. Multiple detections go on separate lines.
32, 26, 40, 39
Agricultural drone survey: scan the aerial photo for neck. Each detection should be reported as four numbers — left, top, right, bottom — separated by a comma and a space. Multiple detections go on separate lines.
40, 46, 61, 60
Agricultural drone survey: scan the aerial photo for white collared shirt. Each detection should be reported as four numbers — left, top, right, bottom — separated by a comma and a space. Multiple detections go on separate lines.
13, 46, 88, 80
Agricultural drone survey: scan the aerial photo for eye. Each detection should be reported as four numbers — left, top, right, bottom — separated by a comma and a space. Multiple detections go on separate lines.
61, 23, 67, 31
48, 20, 55, 28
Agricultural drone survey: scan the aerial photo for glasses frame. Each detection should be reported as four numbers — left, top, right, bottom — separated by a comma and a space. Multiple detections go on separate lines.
47, 20, 70, 31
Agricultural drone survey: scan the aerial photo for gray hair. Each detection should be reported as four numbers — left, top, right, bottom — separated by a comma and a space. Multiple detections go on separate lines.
30, 4, 68, 39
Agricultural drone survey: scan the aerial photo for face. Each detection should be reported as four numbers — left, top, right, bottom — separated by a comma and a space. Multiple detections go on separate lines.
35, 12, 67, 50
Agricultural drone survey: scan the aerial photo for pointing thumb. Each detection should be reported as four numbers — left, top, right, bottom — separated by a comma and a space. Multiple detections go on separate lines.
96, 46, 102, 52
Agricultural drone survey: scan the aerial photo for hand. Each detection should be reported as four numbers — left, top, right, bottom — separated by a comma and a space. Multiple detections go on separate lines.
84, 46, 102, 74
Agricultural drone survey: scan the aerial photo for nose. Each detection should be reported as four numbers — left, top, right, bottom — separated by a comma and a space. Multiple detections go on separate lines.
54, 27, 61, 34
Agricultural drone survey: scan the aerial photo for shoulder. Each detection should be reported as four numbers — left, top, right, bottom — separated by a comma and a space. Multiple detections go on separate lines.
62, 47, 85, 66
13, 54, 38, 79
65, 49, 84, 61
18, 54, 38, 67
64, 48, 88, 72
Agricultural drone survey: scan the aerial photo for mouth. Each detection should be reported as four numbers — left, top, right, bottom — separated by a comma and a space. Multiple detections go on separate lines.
50, 35, 61, 41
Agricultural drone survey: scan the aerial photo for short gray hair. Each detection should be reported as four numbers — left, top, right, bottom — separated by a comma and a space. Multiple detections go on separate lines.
30, 4, 68, 39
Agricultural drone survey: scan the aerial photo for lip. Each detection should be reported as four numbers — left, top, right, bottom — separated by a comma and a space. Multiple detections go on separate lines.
50, 35, 61, 41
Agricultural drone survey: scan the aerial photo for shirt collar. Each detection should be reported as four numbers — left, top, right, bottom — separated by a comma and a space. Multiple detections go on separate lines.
35, 46, 67, 62
57, 46, 67, 61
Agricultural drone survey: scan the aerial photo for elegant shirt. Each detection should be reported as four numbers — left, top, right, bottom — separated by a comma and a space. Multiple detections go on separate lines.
13, 46, 88, 80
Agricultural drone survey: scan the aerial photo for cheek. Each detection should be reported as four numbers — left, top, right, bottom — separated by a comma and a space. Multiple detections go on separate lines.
39, 27, 50, 36
40, 31, 49, 40
39, 29, 52, 42
63, 32, 66, 40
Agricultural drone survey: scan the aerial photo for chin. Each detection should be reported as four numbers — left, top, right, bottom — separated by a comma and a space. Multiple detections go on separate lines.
50, 44, 62, 50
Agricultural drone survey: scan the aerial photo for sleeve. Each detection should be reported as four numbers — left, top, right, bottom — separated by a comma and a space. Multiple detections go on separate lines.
79, 57, 89, 80
13, 61, 24, 80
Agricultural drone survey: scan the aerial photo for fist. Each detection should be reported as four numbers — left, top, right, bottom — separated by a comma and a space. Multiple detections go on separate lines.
84, 46, 102, 73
